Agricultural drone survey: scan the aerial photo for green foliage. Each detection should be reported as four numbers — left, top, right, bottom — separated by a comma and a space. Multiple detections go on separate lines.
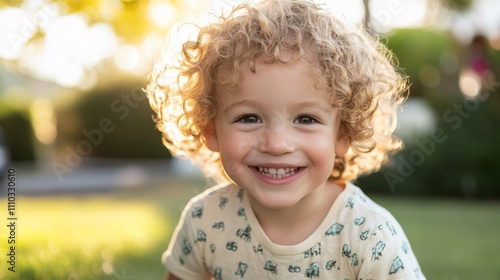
0, 108, 35, 161
57, 81, 170, 159
444, 0, 474, 11
386, 29, 458, 98
360, 93, 500, 198
359, 29, 500, 198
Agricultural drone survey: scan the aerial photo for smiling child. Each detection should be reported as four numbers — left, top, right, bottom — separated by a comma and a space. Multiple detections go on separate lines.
147, 0, 425, 279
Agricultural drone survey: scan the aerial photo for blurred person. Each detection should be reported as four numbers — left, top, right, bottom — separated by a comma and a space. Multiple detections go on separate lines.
467, 35, 496, 91
147, 0, 425, 279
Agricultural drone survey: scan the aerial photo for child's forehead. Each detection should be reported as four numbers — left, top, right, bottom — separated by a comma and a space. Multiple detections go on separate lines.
215, 53, 325, 90
217, 50, 298, 77
214, 58, 334, 106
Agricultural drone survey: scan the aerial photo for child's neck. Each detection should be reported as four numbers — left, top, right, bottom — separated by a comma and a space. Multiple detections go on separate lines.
249, 180, 344, 246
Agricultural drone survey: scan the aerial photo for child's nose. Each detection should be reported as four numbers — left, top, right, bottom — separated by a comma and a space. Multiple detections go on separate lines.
258, 126, 295, 155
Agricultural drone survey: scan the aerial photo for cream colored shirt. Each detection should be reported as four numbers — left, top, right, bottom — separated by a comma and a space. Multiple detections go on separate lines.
163, 182, 425, 279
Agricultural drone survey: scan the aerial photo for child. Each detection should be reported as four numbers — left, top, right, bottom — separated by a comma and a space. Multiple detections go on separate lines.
147, 0, 425, 279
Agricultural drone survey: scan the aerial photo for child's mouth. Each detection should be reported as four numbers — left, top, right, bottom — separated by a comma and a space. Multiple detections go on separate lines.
255, 167, 299, 179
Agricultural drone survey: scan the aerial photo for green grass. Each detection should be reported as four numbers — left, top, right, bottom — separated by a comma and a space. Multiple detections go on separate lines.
1, 196, 171, 280
373, 196, 500, 279
0, 178, 203, 280
1, 180, 499, 279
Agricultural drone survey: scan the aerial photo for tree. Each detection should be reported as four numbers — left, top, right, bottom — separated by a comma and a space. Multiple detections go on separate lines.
0, 0, 207, 88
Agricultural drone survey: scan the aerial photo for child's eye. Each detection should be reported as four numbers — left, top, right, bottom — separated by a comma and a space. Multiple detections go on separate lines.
236, 115, 261, 123
295, 115, 318, 124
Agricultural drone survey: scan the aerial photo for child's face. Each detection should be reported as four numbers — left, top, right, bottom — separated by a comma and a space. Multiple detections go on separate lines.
205, 58, 349, 210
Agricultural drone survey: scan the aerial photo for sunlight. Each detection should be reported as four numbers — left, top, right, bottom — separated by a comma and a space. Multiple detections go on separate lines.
15, 197, 169, 256
75, 23, 117, 68
0, 7, 34, 60
369, 0, 427, 31
98, 0, 123, 21
30, 98, 57, 145
0, 2, 117, 88
322, 1, 364, 26
210, 0, 426, 29
0, 0, 431, 89
459, 69, 482, 98
114, 44, 141, 73
0, 2, 58, 60
0, 196, 171, 279
23, 13, 118, 88
149, 1, 176, 28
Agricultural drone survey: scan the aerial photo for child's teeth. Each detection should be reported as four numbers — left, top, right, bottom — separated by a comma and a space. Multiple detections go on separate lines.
257, 167, 299, 179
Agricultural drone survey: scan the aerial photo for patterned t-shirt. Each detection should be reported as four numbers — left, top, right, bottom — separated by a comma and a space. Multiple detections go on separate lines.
163, 182, 425, 279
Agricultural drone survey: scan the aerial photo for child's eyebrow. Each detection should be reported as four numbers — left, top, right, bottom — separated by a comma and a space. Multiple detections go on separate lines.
222, 99, 334, 114
222, 99, 259, 114
292, 101, 334, 114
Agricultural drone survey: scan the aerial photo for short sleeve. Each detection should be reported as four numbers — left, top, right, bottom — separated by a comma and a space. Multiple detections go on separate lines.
162, 200, 211, 280
358, 215, 426, 279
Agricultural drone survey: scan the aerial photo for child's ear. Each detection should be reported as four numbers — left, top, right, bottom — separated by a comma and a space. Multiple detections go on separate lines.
335, 123, 350, 156
203, 124, 220, 152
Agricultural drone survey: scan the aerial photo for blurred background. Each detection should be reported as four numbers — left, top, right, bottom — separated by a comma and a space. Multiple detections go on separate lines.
0, 0, 499, 279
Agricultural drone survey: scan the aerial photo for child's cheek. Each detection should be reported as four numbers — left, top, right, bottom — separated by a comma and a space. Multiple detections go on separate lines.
221, 134, 257, 171
305, 134, 337, 166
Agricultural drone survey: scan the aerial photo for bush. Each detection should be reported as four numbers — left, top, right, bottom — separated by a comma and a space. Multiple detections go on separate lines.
0, 109, 35, 162
56, 82, 170, 160
359, 29, 500, 198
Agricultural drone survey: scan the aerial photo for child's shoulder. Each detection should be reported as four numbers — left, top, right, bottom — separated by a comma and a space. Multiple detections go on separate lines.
337, 182, 411, 247
335, 183, 425, 279
340, 182, 396, 225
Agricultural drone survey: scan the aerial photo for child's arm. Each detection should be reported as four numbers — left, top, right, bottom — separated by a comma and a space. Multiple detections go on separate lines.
163, 196, 212, 280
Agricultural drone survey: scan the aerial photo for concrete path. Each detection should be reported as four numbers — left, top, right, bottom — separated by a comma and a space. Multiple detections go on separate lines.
4, 158, 203, 195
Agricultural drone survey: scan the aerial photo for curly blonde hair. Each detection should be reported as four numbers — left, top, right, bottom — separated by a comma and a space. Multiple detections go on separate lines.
146, 0, 408, 183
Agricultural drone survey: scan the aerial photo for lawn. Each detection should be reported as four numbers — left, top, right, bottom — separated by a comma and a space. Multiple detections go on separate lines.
375, 196, 500, 279
1, 180, 499, 280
